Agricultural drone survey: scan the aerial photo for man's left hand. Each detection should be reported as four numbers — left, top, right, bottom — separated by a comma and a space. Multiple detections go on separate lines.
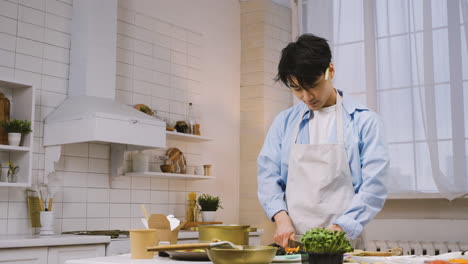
327, 224, 343, 232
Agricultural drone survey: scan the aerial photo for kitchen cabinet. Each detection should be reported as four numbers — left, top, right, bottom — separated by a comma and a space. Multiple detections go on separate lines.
48, 245, 106, 264
0, 79, 35, 188
0, 247, 47, 264
0, 243, 105, 264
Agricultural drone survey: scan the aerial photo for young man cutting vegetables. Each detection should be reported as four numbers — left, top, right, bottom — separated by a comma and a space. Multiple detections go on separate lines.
257, 34, 389, 248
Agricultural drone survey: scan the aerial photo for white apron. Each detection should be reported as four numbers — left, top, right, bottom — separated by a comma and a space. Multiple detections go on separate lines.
285, 94, 355, 235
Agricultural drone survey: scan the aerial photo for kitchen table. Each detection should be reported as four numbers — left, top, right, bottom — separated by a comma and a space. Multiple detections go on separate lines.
65, 253, 360, 264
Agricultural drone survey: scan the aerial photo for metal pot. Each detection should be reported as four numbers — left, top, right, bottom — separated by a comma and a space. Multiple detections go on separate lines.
198, 224, 257, 245
207, 245, 277, 264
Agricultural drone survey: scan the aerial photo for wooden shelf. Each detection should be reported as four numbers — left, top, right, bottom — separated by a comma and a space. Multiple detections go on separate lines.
0, 78, 35, 188
166, 131, 212, 142
125, 171, 215, 180
0, 145, 30, 152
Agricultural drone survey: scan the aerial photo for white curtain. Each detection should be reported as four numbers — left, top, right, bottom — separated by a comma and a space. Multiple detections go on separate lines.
302, 0, 468, 197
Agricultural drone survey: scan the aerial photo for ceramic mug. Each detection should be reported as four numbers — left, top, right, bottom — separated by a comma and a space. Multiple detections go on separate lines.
194, 166, 203, 175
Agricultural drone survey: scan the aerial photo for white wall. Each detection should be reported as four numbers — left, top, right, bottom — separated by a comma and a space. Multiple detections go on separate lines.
0, 0, 241, 235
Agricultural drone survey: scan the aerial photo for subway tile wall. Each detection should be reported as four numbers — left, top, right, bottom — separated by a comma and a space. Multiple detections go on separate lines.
239, 0, 292, 230
0, 0, 206, 235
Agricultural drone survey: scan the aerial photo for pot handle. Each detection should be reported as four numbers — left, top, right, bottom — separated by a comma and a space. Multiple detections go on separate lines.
247, 227, 257, 232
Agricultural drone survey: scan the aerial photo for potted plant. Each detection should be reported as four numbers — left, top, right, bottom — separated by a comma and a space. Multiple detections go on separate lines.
197, 194, 222, 222
7, 161, 18, 183
0, 119, 32, 146
300, 227, 353, 264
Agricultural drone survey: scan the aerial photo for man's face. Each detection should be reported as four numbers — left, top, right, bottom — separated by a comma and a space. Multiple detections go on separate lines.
289, 67, 335, 111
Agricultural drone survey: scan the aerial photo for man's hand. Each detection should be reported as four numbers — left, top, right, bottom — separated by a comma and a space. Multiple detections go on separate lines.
327, 224, 343, 232
273, 211, 296, 248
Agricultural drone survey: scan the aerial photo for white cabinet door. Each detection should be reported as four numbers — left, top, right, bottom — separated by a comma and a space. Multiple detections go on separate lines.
0, 247, 48, 264
47, 245, 105, 264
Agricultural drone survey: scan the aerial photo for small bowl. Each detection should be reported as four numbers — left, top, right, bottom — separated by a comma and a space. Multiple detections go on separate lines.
160, 165, 174, 173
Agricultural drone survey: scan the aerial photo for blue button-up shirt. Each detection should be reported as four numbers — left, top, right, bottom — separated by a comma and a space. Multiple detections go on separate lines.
257, 91, 389, 240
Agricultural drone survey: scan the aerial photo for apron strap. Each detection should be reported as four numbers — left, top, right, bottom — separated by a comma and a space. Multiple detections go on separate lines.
336, 92, 344, 144
292, 90, 345, 144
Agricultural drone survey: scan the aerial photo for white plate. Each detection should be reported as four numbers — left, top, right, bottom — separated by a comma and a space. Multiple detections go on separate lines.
272, 254, 302, 263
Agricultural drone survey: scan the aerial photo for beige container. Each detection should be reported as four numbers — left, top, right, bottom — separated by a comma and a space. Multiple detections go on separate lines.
129, 229, 157, 259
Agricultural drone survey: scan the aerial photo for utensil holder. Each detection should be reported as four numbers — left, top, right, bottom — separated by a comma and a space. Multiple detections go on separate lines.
39, 211, 54, 235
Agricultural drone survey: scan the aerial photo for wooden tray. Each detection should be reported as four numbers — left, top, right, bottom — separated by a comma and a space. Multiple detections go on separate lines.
182, 222, 223, 229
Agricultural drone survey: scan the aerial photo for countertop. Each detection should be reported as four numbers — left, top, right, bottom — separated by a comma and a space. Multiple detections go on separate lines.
66, 254, 211, 264
65, 253, 359, 264
0, 234, 111, 249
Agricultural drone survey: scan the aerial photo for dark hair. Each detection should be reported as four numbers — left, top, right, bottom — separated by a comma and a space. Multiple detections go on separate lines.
276, 34, 332, 89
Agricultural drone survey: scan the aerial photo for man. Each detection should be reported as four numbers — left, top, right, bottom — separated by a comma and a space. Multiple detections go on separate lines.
257, 34, 389, 248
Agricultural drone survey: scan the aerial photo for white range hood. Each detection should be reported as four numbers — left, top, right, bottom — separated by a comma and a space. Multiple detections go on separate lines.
43, 0, 165, 180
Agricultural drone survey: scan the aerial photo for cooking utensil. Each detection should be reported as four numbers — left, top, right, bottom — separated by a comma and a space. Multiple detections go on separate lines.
147, 241, 242, 251
198, 224, 256, 245
288, 239, 304, 249
207, 245, 277, 264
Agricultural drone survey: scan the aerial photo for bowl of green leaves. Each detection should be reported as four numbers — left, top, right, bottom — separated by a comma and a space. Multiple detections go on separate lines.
300, 227, 353, 264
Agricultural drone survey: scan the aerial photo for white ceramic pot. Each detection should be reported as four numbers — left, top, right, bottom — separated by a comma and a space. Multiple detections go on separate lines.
132, 151, 148, 172
8, 133, 21, 146
194, 166, 204, 175
201, 211, 216, 222
40, 211, 55, 236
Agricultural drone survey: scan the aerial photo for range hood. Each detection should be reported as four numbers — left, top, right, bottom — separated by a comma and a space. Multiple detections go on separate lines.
43, 0, 166, 149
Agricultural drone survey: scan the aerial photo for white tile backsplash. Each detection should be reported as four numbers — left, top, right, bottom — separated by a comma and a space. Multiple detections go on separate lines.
131, 190, 150, 204
16, 37, 43, 58
7, 218, 32, 235
0, 202, 8, 218
18, 5, 45, 26
0, 16, 17, 35
110, 203, 131, 218
7, 202, 28, 219
15, 53, 42, 73
43, 44, 69, 63
44, 28, 70, 48
110, 189, 131, 203
62, 203, 86, 218
1, 2, 211, 236
64, 156, 88, 172
0, 49, 15, 68
86, 218, 109, 230
87, 188, 109, 203
87, 203, 109, 218
62, 218, 86, 232
0, 220, 6, 234
0, 0, 18, 19
17, 21, 44, 42
42, 59, 69, 78
8, 188, 26, 202
89, 144, 110, 159
45, 0, 72, 19
45, 13, 70, 33
131, 177, 151, 190
109, 217, 131, 230
63, 187, 87, 203
0, 32, 16, 51
20, 0, 46, 11
87, 173, 109, 188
